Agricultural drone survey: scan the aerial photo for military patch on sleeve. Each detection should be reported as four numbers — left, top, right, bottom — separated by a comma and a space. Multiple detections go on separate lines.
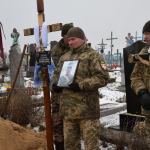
100, 61, 107, 70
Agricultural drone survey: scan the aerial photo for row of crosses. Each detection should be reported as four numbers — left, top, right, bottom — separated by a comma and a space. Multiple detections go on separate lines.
97, 32, 117, 65
98, 31, 144, 54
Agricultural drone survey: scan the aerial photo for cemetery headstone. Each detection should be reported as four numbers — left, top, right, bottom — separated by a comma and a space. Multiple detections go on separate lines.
28, 44, 36, 77
9, 46, 24, 87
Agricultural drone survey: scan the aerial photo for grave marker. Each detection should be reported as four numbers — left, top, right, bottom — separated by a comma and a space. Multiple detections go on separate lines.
106, 32, 118, 65
24, 1, 62, 149
133, 31, 141, 42
97, 38, 107, 54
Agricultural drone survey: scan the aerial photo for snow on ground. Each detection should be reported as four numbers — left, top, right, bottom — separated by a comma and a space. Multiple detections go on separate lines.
81, 140, 116, 150
100, 110, 127, 128
0, 69, 127, 149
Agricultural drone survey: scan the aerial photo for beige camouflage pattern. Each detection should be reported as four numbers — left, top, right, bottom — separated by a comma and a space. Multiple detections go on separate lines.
130, 45, 150, 117
52, 43, 109, 120
145, 114, 150, 148
52, 102, 64, 142
51, 38, 71, 103
51, 38, 71, 143
130, 45, 150, 148
64, 118, 100, 150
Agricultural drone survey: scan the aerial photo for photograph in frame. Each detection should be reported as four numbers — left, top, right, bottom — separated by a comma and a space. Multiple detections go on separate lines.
57, 59, 79, 87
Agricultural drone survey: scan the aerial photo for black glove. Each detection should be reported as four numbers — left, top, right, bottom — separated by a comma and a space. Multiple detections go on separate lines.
52, 83, 62, 93
138, 89, 150, 110
67, 82, 80, 92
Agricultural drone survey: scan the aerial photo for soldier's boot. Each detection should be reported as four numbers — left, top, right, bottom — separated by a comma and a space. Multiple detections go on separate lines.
54, 141, 65, 150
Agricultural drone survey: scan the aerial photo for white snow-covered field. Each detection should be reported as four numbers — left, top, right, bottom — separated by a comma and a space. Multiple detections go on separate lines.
0, 68, 127, 149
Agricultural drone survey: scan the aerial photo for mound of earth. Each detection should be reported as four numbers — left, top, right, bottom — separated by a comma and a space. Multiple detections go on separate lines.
0, 117, 47, 150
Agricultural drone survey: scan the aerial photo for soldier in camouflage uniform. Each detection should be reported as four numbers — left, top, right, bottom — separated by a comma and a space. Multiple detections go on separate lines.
52, 27, 109, 150
39, 23, 74, 150
130, 20, 150, 148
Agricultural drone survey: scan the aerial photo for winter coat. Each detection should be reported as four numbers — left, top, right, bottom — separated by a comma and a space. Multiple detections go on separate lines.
51, 38, 71, 103
130, 45, 150, 115
52, 43, 109, 119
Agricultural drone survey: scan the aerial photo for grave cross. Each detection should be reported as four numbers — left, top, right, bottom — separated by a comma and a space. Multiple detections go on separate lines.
24, 1, 63, 150
133, 31, 141, 42
97, 38, 107, 53
106, 31, 118, 65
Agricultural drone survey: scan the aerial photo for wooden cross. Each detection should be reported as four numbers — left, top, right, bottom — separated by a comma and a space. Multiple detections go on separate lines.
24, 1, 63, 150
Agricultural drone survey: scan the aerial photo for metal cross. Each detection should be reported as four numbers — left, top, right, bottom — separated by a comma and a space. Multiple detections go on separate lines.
133, 31, 141, 42
106, 32, 118, 65
97, 39, 107, 53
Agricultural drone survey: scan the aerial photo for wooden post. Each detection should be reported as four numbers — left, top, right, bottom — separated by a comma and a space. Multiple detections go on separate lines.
42, 67, 54, 149
23, 1, 62, 149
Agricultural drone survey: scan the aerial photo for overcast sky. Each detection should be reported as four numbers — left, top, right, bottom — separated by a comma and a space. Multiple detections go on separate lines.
0, 0, 150, 55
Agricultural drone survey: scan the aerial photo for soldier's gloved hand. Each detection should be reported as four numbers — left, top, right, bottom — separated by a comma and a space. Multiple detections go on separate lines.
67, 82, 80, 92
38, 71, 46, 81
138, 89, 150, 110
52, 83, 62, 93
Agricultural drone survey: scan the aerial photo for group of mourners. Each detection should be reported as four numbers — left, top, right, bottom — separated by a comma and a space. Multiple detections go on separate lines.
38, 20, 150, 150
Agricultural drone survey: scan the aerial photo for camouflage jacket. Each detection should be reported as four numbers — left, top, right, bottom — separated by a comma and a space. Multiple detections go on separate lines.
130, 45, 150, 115
52, 44, 109, 119
51, 39, 70, 66
51, 39, 71, 103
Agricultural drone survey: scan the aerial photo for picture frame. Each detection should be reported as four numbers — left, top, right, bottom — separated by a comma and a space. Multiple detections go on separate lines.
57, 59, 80, 87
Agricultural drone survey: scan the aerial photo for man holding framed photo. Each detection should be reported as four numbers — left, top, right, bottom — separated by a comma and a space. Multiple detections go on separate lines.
52, 27, 109, 150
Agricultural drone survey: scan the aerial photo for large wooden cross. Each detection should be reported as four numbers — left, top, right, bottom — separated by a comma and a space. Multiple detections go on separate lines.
24, 1, 62, 150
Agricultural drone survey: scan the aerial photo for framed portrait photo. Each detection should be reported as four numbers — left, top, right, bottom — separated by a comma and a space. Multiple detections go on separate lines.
57, 59, 80, 87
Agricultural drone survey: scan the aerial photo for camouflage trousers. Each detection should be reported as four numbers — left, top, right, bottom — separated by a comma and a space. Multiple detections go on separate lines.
145, 114, 150, 148
64, 118, 100, 150
52, 102, 64, 142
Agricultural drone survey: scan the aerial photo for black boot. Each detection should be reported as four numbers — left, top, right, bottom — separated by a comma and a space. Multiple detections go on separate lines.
54, 141, 65, 150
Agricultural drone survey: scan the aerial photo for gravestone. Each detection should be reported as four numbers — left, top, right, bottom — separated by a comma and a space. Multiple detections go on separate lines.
9, 46, 24, 87
123, 41, 147, 114
28, 44, 36, 77
29, 44, 36, 66
50, 41, 58, 50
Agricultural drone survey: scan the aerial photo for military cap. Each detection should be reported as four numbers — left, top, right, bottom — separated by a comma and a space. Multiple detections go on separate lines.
61, 24, 74, 37
67, 27, 85, 40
